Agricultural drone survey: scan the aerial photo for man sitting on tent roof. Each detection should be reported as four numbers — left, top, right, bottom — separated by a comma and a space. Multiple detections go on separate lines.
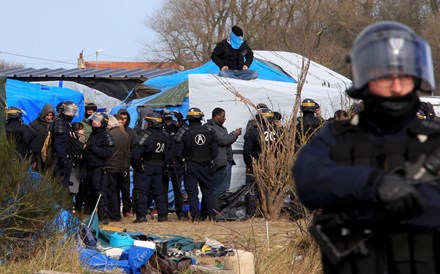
211, 26, 258, 81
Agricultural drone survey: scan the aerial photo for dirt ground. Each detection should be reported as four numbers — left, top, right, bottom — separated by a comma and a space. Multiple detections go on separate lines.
102, 214, 297, 249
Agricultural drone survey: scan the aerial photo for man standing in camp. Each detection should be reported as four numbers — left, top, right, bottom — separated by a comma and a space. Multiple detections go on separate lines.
105, 115, 129, 222
204, 107, 241, 209
211, 26, 258, 81
82, 102, 98, 141
175, 108, 218, 222
29, 103, 55, 171
117, 108, 138, 217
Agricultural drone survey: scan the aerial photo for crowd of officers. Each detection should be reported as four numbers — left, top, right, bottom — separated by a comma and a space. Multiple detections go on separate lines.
5, 102, 237, 224
5, 96, 434, 225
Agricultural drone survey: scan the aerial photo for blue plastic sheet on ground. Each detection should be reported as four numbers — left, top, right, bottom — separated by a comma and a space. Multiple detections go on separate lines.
79, 248, 131, 274
120, 246, 155, 274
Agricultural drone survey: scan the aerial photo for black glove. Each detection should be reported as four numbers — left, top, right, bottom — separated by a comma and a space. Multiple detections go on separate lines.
377, 174, 424, 220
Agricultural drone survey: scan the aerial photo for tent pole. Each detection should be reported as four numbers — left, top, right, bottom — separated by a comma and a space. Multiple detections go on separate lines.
88, 193, 102, 228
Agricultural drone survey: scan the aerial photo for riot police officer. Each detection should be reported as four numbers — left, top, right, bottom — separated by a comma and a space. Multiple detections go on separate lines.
294, 21, 440, 274
162, 110, 186, 220
243, 108, 279, 217
243, 108, 278, 167
52, 101, 79, 187
84, 112, 115, 225
131, 112, 170, 223
5, 106, 35, 159
175, 107, 218, 222
296, 98, 323, 145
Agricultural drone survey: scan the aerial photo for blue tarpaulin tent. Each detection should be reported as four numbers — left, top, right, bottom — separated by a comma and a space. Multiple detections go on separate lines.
111, 60, 295, 127
6, 79, 85, 124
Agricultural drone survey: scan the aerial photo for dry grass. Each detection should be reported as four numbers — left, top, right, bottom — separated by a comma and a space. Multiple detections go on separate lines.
1, 236, 89, 274
1, 214, 322, 273
99, 214, 322, 274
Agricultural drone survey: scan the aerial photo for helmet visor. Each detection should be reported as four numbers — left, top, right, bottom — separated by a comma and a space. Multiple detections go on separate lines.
351, 29, 435, 92
87, 112, 106, 124
63, 103, 79, 116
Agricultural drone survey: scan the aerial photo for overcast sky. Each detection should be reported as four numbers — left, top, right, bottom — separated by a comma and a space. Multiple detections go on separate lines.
0, 0, 163, 69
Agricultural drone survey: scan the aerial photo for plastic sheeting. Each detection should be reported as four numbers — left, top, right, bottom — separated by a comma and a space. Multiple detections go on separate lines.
5, 79, 85, 124
111, 58, 295, 128
34, 81, 121, 113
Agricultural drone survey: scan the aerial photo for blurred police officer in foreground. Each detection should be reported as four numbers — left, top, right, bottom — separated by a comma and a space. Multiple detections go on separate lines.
52, 101, 79, 188
5, 106, 34, 159
293, 21, 440, 274
84, 112, 114, 225
175, 108, 218, 222
131, 112, 170, 223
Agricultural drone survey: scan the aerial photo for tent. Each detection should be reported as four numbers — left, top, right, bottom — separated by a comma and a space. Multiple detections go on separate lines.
112, 50, 351, 126
111, 50, 352, 188
33, 80, 121, 113
6, 79, 85, 124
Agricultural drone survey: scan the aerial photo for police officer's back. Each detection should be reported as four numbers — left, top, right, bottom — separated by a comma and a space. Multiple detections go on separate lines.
131, 112, 170, 223
296, 98, 323, 145
293, 21, 440, 274
243, 108, 278, 168
175, 107, 218, 221
5, 106, 34, 159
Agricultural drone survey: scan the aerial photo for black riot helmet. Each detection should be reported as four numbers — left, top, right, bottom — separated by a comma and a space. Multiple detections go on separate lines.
85, 102, 98, 112
88, 112, 109, 127
145, 112, 163, 128
255, 108, 275, 122
300, 98, 317, 112
347, 21, 435, 99
61, 101, 79, 117
5, 106, 23, 121
186, 107, 204, 121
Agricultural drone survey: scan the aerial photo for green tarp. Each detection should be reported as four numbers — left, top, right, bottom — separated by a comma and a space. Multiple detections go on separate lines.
143, 81, 188, 108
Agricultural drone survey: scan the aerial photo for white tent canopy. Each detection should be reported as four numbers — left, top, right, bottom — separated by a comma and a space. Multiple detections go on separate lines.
254, 50, 352, 91
189, 74, 349, 189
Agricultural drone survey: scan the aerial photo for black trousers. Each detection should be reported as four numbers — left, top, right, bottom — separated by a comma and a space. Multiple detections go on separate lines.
107, 172, 126, 220
183, 161, 214, 219
162, 173, 184, 216
134, 166, 167, 219
119, 170, 132, 214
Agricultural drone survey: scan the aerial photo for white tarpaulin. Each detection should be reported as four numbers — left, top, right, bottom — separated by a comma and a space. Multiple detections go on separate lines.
254, 50, 352, 91
189, 74, 348, 188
